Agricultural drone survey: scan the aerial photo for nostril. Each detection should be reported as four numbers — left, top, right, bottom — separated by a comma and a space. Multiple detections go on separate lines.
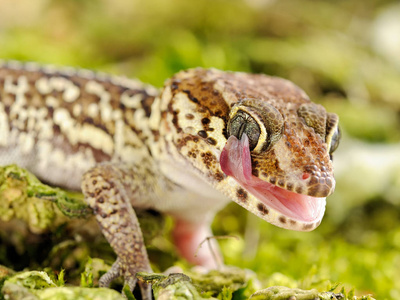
302, 173, 310, 180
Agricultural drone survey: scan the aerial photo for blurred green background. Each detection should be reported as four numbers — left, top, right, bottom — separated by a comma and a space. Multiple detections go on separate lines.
1, 0, 400, 299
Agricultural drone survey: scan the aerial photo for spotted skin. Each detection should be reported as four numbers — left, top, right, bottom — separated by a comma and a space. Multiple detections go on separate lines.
0, 62, 339, 298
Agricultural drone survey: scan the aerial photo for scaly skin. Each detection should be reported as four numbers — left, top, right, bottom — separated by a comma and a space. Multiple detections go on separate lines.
0, 61, 340, 299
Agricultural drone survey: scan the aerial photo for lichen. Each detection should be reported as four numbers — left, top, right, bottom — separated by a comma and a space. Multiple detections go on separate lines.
0, 164, 90, 234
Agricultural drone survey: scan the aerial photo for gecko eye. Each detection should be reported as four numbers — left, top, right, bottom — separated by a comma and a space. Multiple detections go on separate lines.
228, 110, 260, 150
328, 126, 340, 154
228, 99, 284, 153
325, 112, 340, 155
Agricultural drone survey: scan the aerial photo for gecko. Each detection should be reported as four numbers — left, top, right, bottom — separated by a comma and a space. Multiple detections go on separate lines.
0, 61, 340, 299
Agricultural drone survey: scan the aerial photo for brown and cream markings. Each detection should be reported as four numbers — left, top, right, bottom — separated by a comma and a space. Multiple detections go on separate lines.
0, 61, 340, 299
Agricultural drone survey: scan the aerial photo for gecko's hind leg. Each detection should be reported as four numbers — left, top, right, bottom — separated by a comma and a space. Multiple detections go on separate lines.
173, 218, 223, 270
82, 162, 153, 299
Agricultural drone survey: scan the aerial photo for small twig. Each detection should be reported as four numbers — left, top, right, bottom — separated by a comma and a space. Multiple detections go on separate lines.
194, 235, 239, 269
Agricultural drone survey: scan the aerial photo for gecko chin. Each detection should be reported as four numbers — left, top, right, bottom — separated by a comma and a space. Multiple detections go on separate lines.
220, 134, 326, 224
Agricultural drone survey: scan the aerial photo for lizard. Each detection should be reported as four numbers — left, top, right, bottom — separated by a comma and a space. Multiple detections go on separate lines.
0, 60, 340, 299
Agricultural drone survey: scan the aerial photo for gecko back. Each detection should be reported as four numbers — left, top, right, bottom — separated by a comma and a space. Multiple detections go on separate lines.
0, 61, 159, 190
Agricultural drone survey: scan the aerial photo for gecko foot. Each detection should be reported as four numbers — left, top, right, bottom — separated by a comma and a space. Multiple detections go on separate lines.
99, 258, 152, 300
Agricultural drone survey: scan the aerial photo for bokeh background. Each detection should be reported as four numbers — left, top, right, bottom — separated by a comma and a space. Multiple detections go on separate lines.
1, 0, 400, 299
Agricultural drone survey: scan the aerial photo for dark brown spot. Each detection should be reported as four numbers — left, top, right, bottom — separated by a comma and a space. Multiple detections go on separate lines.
206, 137, 217, 145
286, 182, 294, 191
252, 168, 259, 177
198, 130, 208, 138
182, 89, 199, 103
270, 177, 276, 184
302, 223, 314, 230
289, 220, 296, 225
213, 171, 225, 182
92, 180, 97, 185
101, 213, 108, 218
279, 216, 286, 224
257, 203, 269, 215
295, 186, 304, 194
186, 113, 194, 120
141, 95, 155, 117
168, 102, 181, 132
201, 118, 210, 125
98, 197, 104, 203
236, 188, 248, 203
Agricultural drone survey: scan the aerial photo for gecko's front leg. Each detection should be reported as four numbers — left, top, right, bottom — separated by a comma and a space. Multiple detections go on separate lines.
82, 162, 152, 299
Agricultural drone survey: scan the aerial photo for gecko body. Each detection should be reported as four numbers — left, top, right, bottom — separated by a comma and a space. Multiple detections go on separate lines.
0, 61, 340, 299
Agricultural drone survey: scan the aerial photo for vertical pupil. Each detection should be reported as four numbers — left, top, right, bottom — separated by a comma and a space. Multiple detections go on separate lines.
229, 111, 260, 150
237, 123, 246, 139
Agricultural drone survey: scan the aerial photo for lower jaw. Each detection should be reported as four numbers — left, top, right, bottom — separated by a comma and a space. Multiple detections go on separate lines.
241, 176, 327, 223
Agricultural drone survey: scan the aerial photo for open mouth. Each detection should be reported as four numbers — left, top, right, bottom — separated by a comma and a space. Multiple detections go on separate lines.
220, 134, 326, 223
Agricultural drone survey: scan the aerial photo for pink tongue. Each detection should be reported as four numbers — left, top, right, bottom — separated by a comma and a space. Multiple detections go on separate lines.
220, 134, 324, 222
220, 134, 253, 182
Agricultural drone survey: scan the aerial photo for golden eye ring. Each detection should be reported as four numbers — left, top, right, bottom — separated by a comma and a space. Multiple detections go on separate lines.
326, 113, 340, 155
227, 99, 284, 153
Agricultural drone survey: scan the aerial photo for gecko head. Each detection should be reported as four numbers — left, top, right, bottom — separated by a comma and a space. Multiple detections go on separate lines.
165, 68, 340, 231
220, 96, 340, 231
